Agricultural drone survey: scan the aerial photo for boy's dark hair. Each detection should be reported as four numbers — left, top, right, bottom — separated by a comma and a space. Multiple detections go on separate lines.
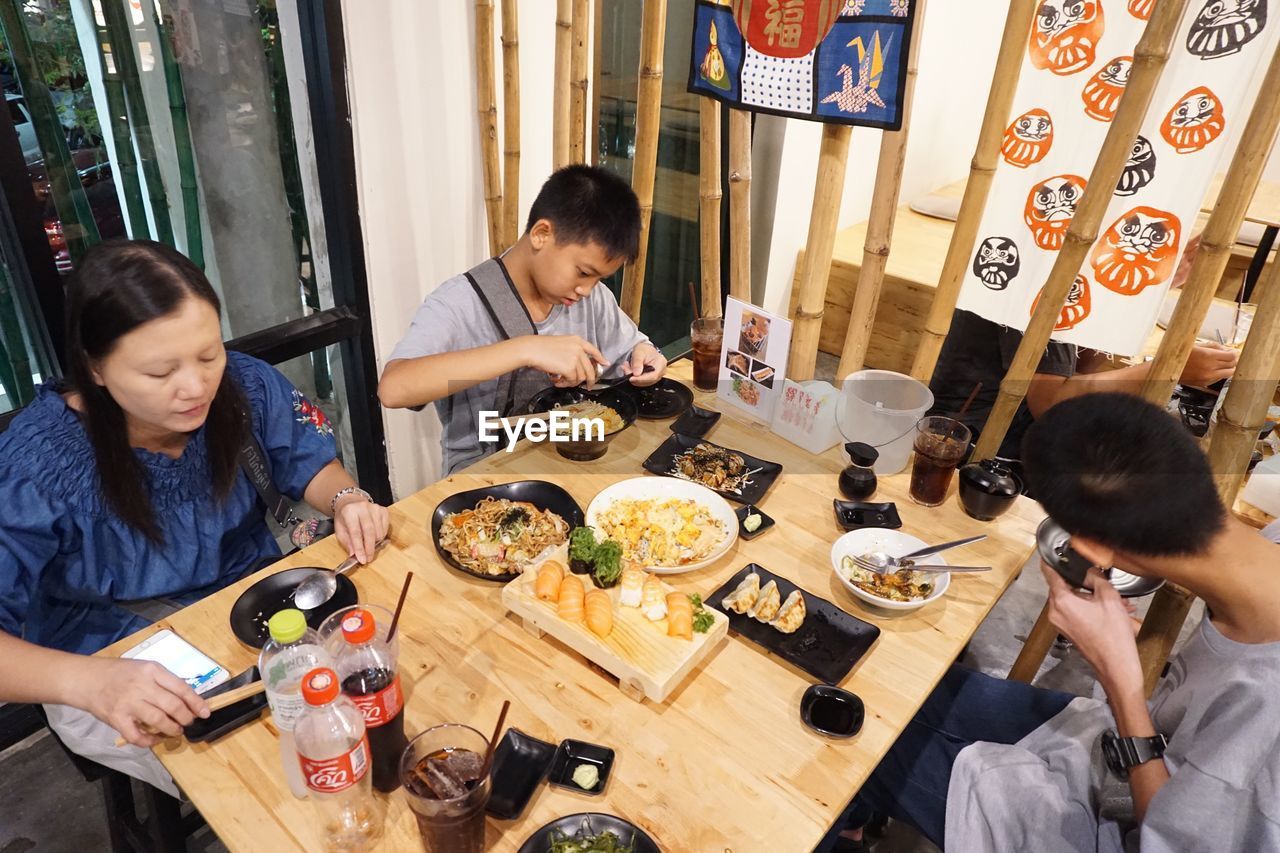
525, 165, 641, 262
1022, 393, 1225, 556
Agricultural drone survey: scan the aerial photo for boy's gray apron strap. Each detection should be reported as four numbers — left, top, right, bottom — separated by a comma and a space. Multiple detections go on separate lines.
463, 257, 549, 417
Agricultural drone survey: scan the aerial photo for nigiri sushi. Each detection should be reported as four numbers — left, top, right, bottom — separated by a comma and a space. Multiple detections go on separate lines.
641, 577, 668, 621
536, 561, 565, 602
558, 575, 585, 621
666, 592, 692, 640
619, 568, 647, 607
585, 589, 613, 638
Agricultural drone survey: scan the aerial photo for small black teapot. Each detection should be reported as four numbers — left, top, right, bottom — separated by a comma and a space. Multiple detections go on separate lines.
957, 459, 1021, 521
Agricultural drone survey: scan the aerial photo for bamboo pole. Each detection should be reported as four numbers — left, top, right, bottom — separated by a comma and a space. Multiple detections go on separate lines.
101, 0, 174, 247
475, 0, 504, 256
501, 0, 520, 248
1141, 38, 1280, 406
836, 0, 928, 379
971, 0, 1191, 463
620, 0, 667, 323
153, 5, 202, 268
909, 0, 1038, 382
570, 0, 589, 163
728, 109, 752, 303
553, 0, 573, 170
699, 97, 722, 319
93, 22, 148, 242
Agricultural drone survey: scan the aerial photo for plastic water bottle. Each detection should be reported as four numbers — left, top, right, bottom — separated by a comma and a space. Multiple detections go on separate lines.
295, 667, 383, 851
259, 609, 331, 799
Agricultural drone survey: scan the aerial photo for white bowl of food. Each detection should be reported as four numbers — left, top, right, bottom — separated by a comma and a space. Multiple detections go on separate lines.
830, 528, 950, 611
586, 477, 738, 574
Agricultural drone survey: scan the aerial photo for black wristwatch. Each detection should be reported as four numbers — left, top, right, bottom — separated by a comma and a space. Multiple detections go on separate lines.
1101, 729, 1168, 780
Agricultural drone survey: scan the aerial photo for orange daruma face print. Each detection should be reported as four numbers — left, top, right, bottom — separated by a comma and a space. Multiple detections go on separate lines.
1001, 109, 1055, 168
1029, 0, 1105, 75
1081, 56, 1132, 121
1023, 175, 1087, 251
1031, 275, 1092, 331
1161, 86, 1226, 153
1128, 0, 1154, 19
1090, 206, 1182, 295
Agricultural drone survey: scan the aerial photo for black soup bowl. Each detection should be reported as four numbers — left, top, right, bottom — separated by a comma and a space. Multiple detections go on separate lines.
526, 386, 638, 461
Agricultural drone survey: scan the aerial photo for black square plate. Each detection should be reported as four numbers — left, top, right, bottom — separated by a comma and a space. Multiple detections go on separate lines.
707, 563, 881, 685
833, 500, 903, 532
619, 377, 694, 419
735, 504, 775, 540
183, 667, 267, 743
669, 404, 721, 438
641, 434, 783, 504
547, 739, 615, 795
487, 728, 557, 819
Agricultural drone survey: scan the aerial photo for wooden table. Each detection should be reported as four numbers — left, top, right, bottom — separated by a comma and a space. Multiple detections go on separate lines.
100, 362, 1044, 852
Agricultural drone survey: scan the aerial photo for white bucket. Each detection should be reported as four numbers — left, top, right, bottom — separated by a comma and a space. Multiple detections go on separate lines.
836, 369, 934, 475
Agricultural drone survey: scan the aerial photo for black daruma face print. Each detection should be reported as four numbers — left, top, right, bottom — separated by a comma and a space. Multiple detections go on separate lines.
1187, 0, 1268, 59
1115, 135, 1157, 196
973, 237, 1021, 290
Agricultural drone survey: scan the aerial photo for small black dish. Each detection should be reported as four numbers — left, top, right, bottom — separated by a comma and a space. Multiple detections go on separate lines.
957, 459, 1022, 522
487, 728, 557, 820
230, 568, 358, 648
525, 386, 639, 461
642, 433, 783, 504
517, 813, 660, 853
547, 739, 614, 795
619, 377, 694, 419
669, 404, 721, 438
184, 666, 268, 743
735, 504, 775, 540
800, 684, 865, 738
431, 480, 585, 582
833, 500, 902, 532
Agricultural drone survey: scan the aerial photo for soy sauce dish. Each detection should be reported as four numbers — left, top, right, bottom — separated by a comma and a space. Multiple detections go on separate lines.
801, 685, 865, 738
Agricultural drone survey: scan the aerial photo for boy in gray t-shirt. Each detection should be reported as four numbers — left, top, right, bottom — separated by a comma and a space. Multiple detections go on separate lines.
380, 166, 666, 474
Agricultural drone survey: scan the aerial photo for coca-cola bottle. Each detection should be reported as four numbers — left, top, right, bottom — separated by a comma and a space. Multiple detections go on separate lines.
334, 608, 408, 793
294, 667, 383, 851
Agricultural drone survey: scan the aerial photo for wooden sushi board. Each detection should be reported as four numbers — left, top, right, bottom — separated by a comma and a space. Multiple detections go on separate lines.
501, 570, 729, 704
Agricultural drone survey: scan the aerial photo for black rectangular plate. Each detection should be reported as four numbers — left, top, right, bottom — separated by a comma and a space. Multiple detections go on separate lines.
546, 739, 615, 795
833, 500, 903, 532
669, 404, 721, 438
641, 434, 782, 504
735, 504, 776, 540
487, 728, 557, 819
708, 564, 881, 685
183, 666, 267, 743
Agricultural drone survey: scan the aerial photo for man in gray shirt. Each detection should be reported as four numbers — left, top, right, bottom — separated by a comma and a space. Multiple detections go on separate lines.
380, 166, 664, 474
831, 393, 1280, 852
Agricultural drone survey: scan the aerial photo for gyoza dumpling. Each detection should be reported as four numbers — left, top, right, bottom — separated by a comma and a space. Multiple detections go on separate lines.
749, 580, 781, 623
770, 590, 806, 634
722, 572, 760, 615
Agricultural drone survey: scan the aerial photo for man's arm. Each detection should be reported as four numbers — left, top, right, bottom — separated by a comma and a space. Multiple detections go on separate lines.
1109, 679, 1172, 822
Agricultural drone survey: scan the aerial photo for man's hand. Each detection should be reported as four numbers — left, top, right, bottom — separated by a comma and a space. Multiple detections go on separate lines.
82, 657, 210, 747
523, 336, 608, 387
1042, 563, 1144, 694
624, 342, 667, 387
1179, 342, 1237, 388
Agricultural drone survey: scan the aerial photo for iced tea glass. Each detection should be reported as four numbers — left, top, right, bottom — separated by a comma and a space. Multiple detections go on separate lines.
908, 416, 972, 507
400, 724, 491, 853
691, 317, 724, 391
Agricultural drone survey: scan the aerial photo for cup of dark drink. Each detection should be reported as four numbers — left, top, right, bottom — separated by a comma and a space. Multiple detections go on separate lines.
908, 416, 972, 507
691, 317, 724, 391
401, 724, 491, 853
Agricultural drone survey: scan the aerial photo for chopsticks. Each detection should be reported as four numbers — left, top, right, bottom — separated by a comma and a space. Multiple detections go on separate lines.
113, 680, 267, 747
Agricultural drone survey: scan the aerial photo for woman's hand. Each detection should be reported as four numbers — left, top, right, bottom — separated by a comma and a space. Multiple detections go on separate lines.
81, 657, 210, 747
1041, 563, 1144, 694
334, 494, 390, 563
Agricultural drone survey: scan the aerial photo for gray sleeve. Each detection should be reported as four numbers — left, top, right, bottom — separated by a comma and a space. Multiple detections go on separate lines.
588, 284, 650, 375
386, 278, 467, 363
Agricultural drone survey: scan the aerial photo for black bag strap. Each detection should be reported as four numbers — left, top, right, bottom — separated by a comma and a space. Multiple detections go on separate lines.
238, 431, 295, 528
463, 256, 547, 417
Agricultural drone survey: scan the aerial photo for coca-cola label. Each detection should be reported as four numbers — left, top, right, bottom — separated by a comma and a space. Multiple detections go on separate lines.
349, 674, 403, 728
299, 736, 370, 793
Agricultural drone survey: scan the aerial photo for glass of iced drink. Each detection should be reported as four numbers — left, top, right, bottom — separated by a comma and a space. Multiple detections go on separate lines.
909, 416, 972, 507
400, 724, 491, 853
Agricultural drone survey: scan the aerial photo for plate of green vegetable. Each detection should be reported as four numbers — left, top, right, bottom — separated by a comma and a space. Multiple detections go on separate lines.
517, 813, 660, 853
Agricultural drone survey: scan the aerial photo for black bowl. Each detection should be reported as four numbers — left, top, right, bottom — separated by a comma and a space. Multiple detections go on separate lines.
800, 684, 865, 738
229, 568, 359, 648
957, 461, 1022, 522
526, 386, 639, 461
518, 813, 659, 853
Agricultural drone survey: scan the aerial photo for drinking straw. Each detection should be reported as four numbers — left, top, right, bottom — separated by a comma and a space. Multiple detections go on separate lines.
956, 382, 983, 420
479, 699, 511, 778
687, 281, 701, 320
387, 571, 414, 642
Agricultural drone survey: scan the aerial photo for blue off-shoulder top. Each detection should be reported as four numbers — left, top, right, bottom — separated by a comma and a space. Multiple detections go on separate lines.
0, 352, 338, 655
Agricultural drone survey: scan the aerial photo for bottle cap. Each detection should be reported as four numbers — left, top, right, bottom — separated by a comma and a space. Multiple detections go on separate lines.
340, 608, 376, 645
267, 609, 307, 645
844, 442, 879, 467
301, 667, 339, 705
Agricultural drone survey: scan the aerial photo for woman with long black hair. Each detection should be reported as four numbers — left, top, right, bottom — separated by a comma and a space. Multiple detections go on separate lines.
0, 240, 389, 792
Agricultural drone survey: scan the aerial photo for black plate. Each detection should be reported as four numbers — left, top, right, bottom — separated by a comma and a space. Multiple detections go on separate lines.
708, 563, 881, 685
518, 813, 660, 853
229, 568, 358, 648
619, 377, 693, 419
524, 386, 640, 461
669, 404, 721, 438
431, 481, 585, 582
487, 728, 557, 820
641, 434, 783, 504
800, 684, 865, 738
735, 504, 775, 540
184, 666, 268, 743
547, 739, 614, 795
833, 500, 903, 532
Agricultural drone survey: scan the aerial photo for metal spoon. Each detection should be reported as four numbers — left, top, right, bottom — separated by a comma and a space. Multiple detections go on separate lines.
293, 538, 389, 610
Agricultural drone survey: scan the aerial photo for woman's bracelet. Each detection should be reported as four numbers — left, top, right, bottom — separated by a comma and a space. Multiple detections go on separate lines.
330, 486, 373, 516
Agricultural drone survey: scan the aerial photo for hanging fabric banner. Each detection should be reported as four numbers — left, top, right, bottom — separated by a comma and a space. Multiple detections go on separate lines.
687, 0, 919, 131
955, 0, 1280, 356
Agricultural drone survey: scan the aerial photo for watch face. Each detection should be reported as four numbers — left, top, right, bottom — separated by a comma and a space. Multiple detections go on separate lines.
1101, 730, 1129, 779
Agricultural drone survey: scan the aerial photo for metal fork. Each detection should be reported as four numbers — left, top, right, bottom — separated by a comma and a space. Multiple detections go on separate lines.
851, 555, 990, 574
